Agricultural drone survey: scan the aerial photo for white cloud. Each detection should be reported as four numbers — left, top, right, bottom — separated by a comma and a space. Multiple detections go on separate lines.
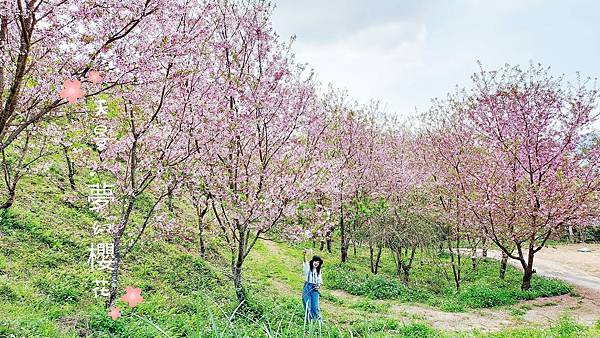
273, 0, 600, 121
293, 21, 426, 117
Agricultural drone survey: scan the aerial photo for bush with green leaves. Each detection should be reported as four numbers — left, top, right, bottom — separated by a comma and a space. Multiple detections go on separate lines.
325, 257, 572, 313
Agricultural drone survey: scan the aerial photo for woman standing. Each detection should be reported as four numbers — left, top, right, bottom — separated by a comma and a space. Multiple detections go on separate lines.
302, 248, 323, 322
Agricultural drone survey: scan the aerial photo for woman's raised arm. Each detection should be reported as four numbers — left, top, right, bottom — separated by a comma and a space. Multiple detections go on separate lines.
302, 249, 309, 275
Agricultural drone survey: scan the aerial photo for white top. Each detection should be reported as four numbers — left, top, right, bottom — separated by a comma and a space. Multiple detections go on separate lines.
303, 261, 323, 285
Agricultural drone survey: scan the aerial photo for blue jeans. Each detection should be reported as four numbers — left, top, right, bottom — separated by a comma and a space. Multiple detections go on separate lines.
302, 281, 321, 320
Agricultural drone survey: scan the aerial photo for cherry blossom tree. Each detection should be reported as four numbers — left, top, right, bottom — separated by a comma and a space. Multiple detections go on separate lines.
359, 124, 437, 277
194, 0, 326, 302
352, 197, 387, 273
369, 190, 441, 283
0, 0, 182, 211
419, 97, 485, 291
1, 120, 56, 209
88, 0, 217, 308
320, 91, 377, 263
292, 198, 336, 249
460, 63, 600, 290
318, 94, 422, 264
182, 158, 213, 259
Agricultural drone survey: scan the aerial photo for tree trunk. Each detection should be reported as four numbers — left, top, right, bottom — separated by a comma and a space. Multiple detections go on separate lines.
395, 252, 402, 276
568, 225, 574, 243
374, 245, 382, 274
369, 244, 382, 274
232, 228, 247, 303
482, 238, 488, 258
1, 145, 21, 212
400, 247, 415, 284
520, 246, 535, 290
198, 226, 206, 259
340, 212, 348, 263
402, 267, 410, 284
232, 261, 245, 303
321, 227, 333, 253
62, 144, 76, 190
0, 189, 15, 211
352, 219, 357, 256
106, 236, 123, 309
195, 202, 209, 259
167, 190, 174, 212
448, 234, 461, 291
369, 244, 375, 273
106, 202, 134, 309
341, 243, 348, 262
499, 251, 508, 279
521, 264, 534, 290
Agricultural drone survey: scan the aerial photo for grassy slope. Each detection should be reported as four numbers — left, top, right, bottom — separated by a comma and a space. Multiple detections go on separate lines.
1, 175, 599, 337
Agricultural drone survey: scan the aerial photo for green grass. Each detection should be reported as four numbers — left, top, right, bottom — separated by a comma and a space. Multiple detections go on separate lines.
485, 316, 590, 338
349, 299, 390, 313
509, 305, 529, 319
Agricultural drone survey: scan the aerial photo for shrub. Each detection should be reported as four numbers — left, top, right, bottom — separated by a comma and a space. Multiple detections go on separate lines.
584, 226, 600, 242
33, 273, 82, 303
439, 299, 465, 312
320, 291, 344, 304
325, 262, 432, 302
350, 299, 389, 313
510, 307, 527, 318
350, 317, 399, 335
459, 285, 516, 308
0, 282, 19, 302
549, 316, 585, 337
360, 275, 406, 299
397, 323, 438, 338
526, 276, 572, 298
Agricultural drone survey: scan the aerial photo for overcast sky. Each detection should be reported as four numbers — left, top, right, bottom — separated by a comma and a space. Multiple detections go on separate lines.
271, 0, 600, 122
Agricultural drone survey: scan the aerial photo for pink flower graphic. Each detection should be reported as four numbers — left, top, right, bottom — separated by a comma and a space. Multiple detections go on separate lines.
121, 286, 144, 307
88, 70, 103, 84
108, 307, 121, 320
59, 79, 85, 103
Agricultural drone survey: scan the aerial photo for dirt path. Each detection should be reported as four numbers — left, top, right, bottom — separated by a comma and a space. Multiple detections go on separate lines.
484, 244, 600, 292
